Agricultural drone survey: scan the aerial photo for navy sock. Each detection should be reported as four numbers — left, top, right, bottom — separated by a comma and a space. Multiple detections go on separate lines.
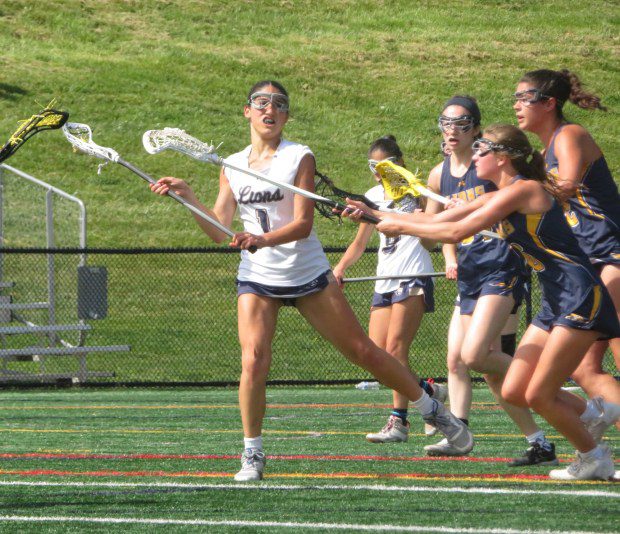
419, 379, 434, 396
391, 409, 408, 424
459, 418, 469, 426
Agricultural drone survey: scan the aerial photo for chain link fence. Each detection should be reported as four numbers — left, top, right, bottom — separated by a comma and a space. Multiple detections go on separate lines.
2, 246, 614, 386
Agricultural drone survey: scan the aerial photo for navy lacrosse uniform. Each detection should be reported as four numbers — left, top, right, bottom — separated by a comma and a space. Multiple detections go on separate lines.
545, 124, 620, 265
439, 157, 526, 314
498, 177, 620, 338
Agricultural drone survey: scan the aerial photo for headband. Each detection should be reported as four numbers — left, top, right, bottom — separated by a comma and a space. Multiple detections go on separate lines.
443, 97, 481, 126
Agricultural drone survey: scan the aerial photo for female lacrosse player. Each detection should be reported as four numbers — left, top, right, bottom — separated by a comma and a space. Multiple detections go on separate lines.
344, 123, 620, 480
333, 135, 446, 444
150, 80, 472, 482
423, 96, 556, 466
514, 69, 620, 412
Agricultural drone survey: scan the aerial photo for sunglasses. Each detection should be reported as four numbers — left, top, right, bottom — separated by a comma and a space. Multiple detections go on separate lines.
248, 92, 290, 112
368, 156, 399, 174
512, 89, 550, 106
472, 138, 528, 158
438, 114, 476, 133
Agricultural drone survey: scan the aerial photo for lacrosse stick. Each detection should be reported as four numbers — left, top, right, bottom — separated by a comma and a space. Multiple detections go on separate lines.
142, 128, 380, 224
375, 160, 500, 239
0, 104, 69, 163
343, 272, 446, 283
62, 122, 256, 252
314, 170, 380, 222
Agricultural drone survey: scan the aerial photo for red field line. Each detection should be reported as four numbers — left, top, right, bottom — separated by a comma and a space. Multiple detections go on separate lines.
0, 452, 569, 464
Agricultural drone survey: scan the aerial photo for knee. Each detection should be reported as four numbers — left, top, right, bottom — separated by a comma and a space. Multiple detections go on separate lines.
384, 339, 408, 361
524, 387, 554, 414
348, 340, 384, 371
501, 381, 527, 408
447, 353, 468, 376
460, 345, 487, 373
240, 346, 271, 379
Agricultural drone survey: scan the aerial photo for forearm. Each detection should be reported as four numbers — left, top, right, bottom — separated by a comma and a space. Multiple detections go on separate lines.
259, 218, 313, 248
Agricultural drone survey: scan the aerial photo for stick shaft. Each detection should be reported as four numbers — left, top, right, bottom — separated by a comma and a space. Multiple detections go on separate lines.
215, 158, 380, 224
342, 272, 446, 282
118, 159, 236, 240
408, 184, 500, 239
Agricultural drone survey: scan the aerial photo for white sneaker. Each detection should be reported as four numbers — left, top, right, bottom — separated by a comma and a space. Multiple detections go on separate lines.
366, 415, 409, 443
424, 437, 475, 456
582, 397, 620, 443
234, 448, 266, 481
423, 399, 473, 456
549, 445, 614, 481
424, 382, 448, 436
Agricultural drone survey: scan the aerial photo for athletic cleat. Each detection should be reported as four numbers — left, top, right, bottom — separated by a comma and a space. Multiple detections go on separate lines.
549, 445, 614, 481
424, 381, 448, 437
366, 415, 409, 443
423, 399, 473, 456
234, 448, 266, 482
582, 397, 620, 443
423, 437, 474, 456
508, 442, 559, 467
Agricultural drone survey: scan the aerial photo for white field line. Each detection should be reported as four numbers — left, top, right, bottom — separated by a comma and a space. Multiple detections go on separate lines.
0, 515, 607, 534
0, 480, 618, 498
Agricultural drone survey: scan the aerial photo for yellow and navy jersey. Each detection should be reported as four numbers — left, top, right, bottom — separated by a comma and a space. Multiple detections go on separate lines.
546, 124, 620, 264
439, 157, 525, 291
499, 177, 620, 338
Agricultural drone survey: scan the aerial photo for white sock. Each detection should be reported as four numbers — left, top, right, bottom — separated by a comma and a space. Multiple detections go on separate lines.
526, 430, 545, 445
580, 398, 601, 422
244, 436, 263, 451
411, 391, 436, 417
580, 445, 603, 460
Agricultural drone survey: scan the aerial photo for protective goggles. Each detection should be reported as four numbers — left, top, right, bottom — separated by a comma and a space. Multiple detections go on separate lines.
472, 138, 526, 158
248, 92, 289, 112
368, 156, 399, 174
512, 89, 550, 106
438, 114, 476, 133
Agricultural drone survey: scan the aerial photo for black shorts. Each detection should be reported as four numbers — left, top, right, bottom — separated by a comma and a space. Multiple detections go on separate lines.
236, 270, 333, 307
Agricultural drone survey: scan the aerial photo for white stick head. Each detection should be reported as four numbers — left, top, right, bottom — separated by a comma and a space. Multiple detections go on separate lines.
142, 127, 221, 164
62, 122, 120, 163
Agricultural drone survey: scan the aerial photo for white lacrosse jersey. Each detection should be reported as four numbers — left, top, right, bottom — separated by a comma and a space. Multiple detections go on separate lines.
224, 139, 330, 286
365, 185, 434, 294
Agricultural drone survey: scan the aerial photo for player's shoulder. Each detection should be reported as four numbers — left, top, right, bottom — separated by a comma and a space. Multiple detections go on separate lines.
555, 123, 592, 145
364, 184, 384, 202
225, 144, 252, 165
427, 160, 445, 188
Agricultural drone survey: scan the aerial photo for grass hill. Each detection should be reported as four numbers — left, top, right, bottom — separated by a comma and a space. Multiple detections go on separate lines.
0, 0, 617, 248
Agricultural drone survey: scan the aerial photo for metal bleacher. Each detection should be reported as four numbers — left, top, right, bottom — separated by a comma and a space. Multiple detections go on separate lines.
0, 163, 129, 384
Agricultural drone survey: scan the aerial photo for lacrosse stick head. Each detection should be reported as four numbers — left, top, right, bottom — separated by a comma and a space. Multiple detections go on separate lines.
374, 160, 424, 213
0, 106, 69, 163
314, 171, 379, 222
142, 127, 221, 164
62, 122, 121, 164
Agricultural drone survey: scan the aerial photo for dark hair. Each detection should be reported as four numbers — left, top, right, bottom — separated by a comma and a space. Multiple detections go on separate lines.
246, 80, 289, 101
519, 69, 606, 119
484, 124, 558, 196
442, 95, 481, 126
368, 134, 403, 159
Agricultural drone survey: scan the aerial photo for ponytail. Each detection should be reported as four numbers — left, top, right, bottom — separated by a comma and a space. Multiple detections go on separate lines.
519, 69, 606, 119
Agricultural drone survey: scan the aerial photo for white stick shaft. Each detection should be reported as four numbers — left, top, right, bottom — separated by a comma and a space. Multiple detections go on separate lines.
215, 157, 333, 205
415, 184, 448, 205
342, 272, 446, 282
118, 159, 235, 239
